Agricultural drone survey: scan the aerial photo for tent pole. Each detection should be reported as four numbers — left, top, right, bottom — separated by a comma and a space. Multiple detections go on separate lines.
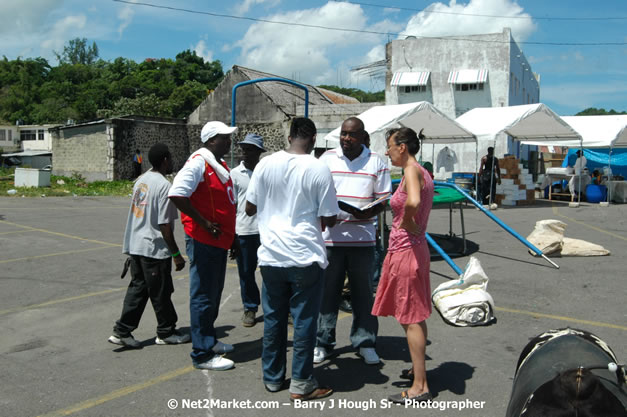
488, 139, 497, 206
607, 146, 613, 204
434, 180, 560, 269
475, 140, 479, 200
426, 233, 463, 276
577, 143, 583, 204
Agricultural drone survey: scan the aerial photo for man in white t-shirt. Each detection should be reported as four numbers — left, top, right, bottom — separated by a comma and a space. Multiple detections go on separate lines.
230, 133, 266, 327
246, 117, 339, 402
314, 117, 392, 366
109, 143, 190, 349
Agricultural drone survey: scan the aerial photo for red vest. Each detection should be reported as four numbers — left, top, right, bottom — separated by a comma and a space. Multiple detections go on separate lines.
181, 157, 236, 249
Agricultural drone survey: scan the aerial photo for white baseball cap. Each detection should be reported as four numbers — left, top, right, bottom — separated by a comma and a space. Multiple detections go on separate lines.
201, 121, 238, 143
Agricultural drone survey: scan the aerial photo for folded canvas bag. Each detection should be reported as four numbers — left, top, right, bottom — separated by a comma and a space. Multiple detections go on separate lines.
432, 256, 495, 327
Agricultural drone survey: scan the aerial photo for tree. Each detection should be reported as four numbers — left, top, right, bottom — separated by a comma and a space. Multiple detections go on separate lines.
55, 38, 100, 65
317, 85, 384, 103
576, 107, 626, 116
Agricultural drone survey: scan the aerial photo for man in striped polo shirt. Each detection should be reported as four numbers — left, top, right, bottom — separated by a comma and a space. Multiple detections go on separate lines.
314, 117, 392, 365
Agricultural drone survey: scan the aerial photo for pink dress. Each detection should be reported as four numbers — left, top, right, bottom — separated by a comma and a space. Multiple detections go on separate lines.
372, 164, 434, 324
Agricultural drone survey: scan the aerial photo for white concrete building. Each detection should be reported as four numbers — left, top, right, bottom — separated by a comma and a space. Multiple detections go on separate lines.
385, 28, 540, 175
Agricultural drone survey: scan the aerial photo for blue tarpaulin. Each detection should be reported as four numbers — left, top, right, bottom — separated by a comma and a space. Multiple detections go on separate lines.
561, 148, 627, 177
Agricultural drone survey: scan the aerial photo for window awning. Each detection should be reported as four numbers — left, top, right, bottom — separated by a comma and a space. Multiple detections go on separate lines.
448, 69, 488, 84
391, 71, 430, 86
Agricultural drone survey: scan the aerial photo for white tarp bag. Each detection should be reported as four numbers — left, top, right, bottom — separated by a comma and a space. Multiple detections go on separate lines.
431, 256, 495, 327
526, 219, 610, 257
526, 219, 566, 256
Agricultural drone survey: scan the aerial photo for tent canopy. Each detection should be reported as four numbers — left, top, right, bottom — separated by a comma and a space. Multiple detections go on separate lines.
455, 103, 581, 143
324, 101, 475, 157
521, 115, 627, 148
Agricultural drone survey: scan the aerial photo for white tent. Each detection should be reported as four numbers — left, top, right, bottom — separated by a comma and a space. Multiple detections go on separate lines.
456, 103, 582, 204
520, 115, 627, 204
520, 115, 627, 148
456, 103, 581, 143
323, 101, 475, 158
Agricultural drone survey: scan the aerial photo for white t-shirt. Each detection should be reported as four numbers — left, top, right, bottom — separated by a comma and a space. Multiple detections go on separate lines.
123, 171, 178, 259
574, 156, 587, 175
320, 145, 391, 247
246, 151, 339, 269
231, 161, 258, 236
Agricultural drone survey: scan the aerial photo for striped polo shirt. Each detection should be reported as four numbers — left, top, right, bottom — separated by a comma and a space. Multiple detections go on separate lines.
321, 145, 391, 247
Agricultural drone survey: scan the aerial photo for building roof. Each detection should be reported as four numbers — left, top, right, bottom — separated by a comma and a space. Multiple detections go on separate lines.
2, 150, 52, 157
234, 66, 359, 111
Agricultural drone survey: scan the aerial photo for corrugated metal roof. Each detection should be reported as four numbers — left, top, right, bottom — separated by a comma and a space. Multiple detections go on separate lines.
235, 66, 358, 112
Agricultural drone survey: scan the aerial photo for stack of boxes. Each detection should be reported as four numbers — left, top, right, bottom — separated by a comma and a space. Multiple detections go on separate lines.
494, 155, 535, 206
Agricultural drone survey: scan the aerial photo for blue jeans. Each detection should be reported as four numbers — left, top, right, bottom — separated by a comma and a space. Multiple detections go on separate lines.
185, 235, 227, 365
317, 246, 378, 350
260, 264, 324, 395
235, 234, 261, 312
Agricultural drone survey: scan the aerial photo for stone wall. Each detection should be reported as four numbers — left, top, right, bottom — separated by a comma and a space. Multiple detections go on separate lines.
52, 117, 188, 181
187, 122, 287, 168
112, 119, 189, 180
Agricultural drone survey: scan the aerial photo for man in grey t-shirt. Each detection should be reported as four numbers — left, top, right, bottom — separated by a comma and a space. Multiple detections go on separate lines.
108, 143, 190, 349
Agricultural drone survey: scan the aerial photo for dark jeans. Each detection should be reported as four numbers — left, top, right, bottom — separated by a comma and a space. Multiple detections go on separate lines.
185, 235, 227, 365
317, 246, 378, 350
133, 162, 141, 178
481, 175, 497, 204
113, 255, 177, 339
235, 234, 261, 312
260, 264, 324, 395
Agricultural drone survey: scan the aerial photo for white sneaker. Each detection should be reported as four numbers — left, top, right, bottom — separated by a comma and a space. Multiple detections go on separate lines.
108, 334, 141, 349
359, 347, 380, 365
155, 330, 191, 345
212, 340, 234, 354
313, 346, 328, 364
194, 355, 234, 371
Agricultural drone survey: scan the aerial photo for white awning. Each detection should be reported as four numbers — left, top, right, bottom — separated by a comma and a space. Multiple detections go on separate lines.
448, 69, 488, 84
391, 71, 430, 86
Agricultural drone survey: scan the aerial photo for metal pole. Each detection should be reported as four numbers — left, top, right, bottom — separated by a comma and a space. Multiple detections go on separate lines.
434, 180, 560, 269
426, 233, 463, 276
231, 77, 310, 166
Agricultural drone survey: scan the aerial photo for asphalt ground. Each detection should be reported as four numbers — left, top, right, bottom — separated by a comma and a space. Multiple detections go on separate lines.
0, 196, 626, 417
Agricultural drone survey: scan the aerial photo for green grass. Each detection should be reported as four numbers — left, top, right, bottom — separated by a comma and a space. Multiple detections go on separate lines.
0, 168, 134, 197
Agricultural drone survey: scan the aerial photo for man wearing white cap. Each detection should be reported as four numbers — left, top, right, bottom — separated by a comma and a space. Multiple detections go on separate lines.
169, 121, 239, 371
229, 133, 266, 328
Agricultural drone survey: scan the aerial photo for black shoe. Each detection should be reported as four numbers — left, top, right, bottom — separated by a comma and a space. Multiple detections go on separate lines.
338, 298, 352, 313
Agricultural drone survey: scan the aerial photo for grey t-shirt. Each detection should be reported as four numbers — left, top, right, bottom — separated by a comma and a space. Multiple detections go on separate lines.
122, 171, 178, 259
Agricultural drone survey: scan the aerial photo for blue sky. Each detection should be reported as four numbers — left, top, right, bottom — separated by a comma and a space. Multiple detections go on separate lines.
1, 0, 625, 115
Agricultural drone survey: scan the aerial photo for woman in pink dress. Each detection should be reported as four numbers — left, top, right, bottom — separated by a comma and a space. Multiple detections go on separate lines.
372, 127, 434, 404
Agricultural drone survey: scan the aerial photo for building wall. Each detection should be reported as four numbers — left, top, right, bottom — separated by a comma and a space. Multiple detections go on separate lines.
20, 125, 57, 152
52, 118, 189, 181
188, 68, 287, 125
385, 28, 540, 174
0, 126, 19, 152
52, 124, 110, 181
111, 119, 189, 180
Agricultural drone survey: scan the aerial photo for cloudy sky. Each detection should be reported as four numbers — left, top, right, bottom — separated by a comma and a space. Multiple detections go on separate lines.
1, 0, 625, 115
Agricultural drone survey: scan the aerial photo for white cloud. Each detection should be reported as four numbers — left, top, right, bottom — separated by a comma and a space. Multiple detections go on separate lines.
233, 0, 281, 15
0, 0, 63, 35
117, 2, 135, 38
402, 0, 536, 42
234, 2, 385, 85
194, 40, 214, 62
41, 15, 87, 52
